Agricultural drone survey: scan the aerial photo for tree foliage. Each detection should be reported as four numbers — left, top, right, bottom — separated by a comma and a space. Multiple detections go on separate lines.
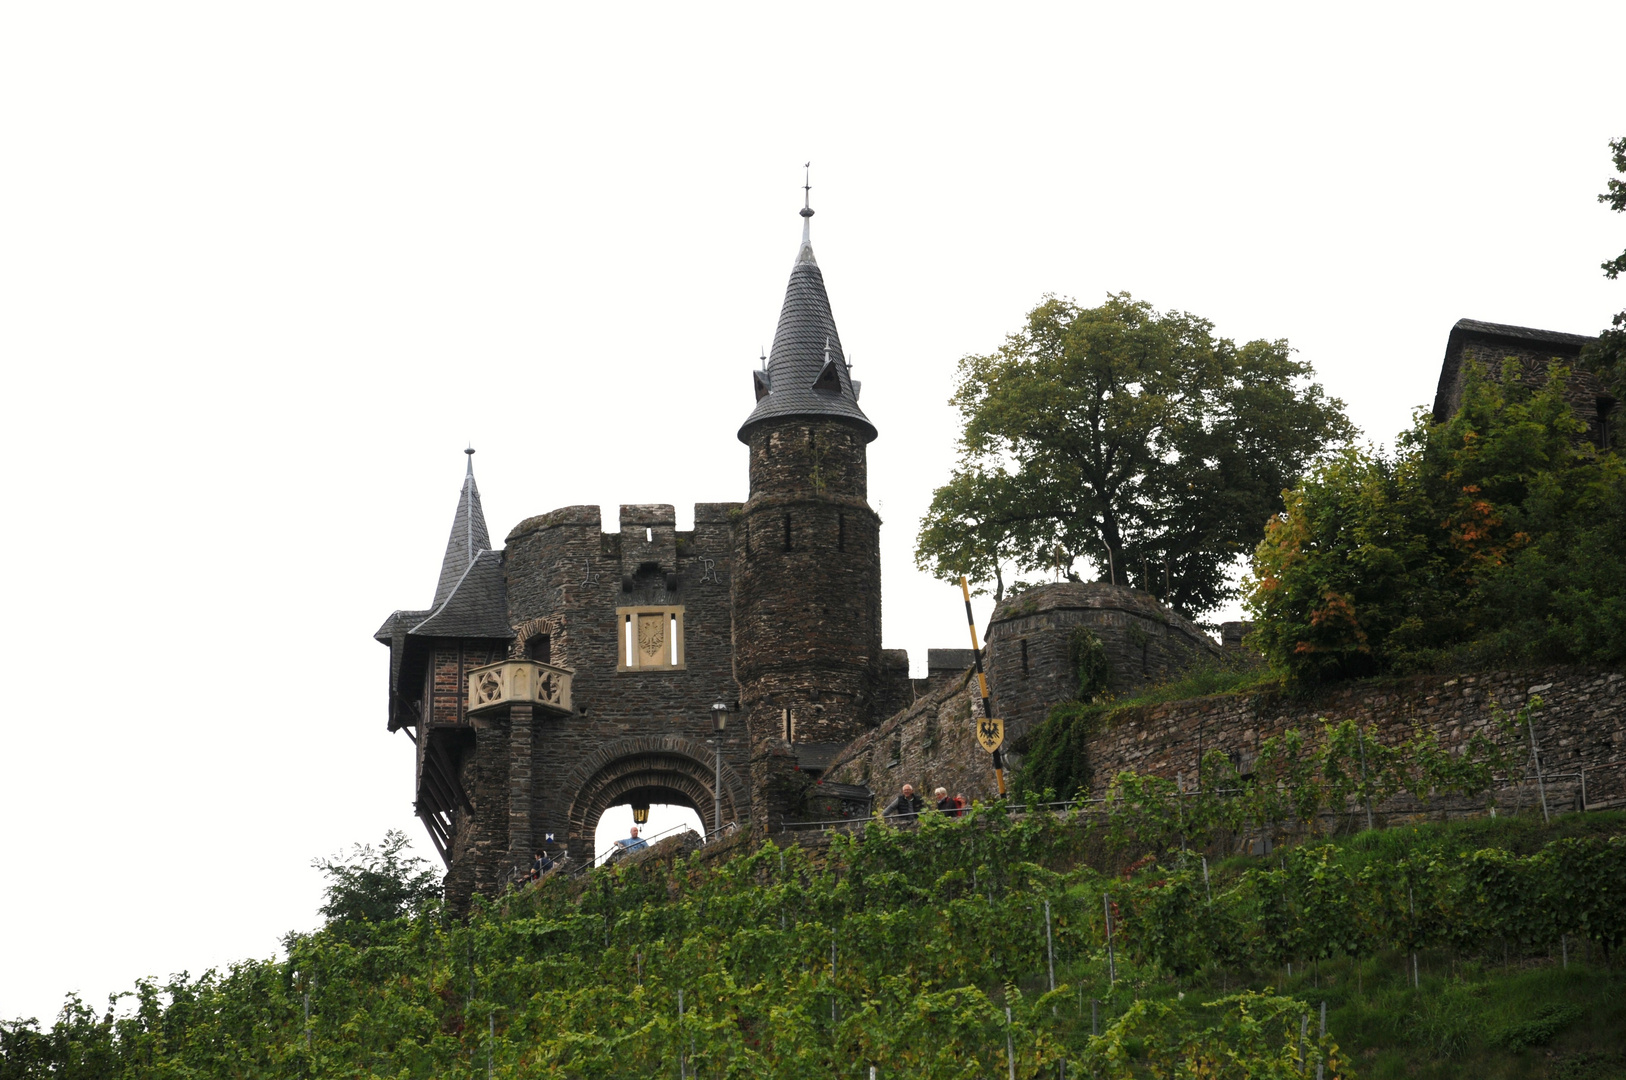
311, 829, 440, 927
1582, 135, 1626, 428
1246, 359, 1626, 683
915, 294, 1352, 618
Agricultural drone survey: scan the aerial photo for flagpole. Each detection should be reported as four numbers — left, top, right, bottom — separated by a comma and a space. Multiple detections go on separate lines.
960, 576, 1006, 796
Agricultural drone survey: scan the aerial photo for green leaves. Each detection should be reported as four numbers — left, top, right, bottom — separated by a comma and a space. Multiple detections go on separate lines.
1247, 356, 1626, 681
918, 293, 1352, 618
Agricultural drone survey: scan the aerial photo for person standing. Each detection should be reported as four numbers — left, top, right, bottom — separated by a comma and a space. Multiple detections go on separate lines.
883, 783, 924, 821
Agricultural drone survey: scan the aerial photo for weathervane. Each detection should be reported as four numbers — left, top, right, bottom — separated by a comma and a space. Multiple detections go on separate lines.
801, 162, 813, 218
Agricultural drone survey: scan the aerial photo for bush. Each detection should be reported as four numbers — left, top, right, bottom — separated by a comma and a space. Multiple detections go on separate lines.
1247, 360, 1626, 682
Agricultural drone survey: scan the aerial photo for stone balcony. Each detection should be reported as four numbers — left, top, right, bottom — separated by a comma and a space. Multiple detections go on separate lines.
465, 659, 573, 717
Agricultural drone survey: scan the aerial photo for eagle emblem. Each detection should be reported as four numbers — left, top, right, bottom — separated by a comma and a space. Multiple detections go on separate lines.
976, 716, 1004, 754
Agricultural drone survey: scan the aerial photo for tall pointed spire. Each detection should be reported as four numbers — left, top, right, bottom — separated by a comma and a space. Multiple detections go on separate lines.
738, 182, 876, 444
798, 162, 816, 265
432, 446, 492, 607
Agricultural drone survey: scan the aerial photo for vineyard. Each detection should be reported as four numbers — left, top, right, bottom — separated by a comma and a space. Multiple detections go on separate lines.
5, 783, 1625, 1079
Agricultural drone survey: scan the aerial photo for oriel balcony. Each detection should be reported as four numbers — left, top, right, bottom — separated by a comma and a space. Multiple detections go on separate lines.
465, 659, 573, 717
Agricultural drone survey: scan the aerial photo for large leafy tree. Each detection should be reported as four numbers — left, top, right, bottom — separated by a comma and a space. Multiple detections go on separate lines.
916, 294, 1352, 617
1582, 135, 1626, 411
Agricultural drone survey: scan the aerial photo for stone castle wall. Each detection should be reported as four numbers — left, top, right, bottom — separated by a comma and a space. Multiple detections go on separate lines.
986, 583, 1228, 751
826, 660, 1626, 824
498, 503, 751, 859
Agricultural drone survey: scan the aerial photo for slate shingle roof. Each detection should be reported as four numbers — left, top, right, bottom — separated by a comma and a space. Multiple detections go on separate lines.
434, 459, 492, 608
411, 549, 514, 640
738, 220, 877, 444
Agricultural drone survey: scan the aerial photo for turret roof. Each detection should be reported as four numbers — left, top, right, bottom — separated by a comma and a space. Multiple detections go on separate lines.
433, 449, 492, 608
738, 204, 876, 443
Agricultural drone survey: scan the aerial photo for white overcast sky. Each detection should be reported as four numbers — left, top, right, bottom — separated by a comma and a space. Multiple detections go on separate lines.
3, 2, 1623, 1026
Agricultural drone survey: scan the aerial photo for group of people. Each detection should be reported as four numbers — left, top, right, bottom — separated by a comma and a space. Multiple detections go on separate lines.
881, 783, 967, 821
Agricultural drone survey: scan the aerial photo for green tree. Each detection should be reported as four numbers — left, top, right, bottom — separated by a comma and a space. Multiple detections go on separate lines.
1582, 136, 1626, 409
310, 829, 440, 926
915, 294, 1351, 617
1248, 358, 1626, 681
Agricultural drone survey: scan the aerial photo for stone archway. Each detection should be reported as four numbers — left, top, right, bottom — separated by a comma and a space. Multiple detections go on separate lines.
562, 734, 747, 851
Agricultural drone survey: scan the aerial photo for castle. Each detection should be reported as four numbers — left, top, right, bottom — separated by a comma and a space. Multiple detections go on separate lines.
375, 197, 929, 908
377, 196, 1614, 908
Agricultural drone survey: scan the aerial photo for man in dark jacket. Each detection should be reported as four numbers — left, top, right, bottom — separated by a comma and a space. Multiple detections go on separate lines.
883, 783, 924, 820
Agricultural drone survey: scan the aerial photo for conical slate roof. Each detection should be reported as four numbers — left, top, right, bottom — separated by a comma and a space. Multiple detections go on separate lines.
738, 208, 876, 444
432, 449, 492, 608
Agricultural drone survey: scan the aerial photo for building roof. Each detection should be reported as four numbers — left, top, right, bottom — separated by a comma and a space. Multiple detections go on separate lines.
411, 548, 514, 639
433, 450, 493, 608
1433, 318, 1597, 422
738, 205, 877, 443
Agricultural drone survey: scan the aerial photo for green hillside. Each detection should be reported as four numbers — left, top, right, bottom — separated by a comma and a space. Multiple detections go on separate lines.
4, 807, 1624, 1079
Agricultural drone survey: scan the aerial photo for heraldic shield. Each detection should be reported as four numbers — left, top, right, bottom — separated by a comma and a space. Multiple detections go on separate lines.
976, 716, 1004, 753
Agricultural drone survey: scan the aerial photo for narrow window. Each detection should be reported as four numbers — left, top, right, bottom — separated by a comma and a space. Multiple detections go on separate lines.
645, 527, 653, 543
1020, 638, 1029, 677
624, 614, 633, 665
838, 513, 846, 552
527, 634, 552, 664
670, 613, 678, 665
783, 707, 794, 741
783, 514, 792, 551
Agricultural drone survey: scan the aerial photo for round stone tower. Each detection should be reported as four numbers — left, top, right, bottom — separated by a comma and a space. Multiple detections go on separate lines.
733, 193, 882, 829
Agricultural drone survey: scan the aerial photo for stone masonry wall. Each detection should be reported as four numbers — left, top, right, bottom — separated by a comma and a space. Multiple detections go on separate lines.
823, 671, 994, 809
823, 661, 1626, 825
1078, 667, 1626, 814
986, 583, 1227, 752
500, 502, 750, 860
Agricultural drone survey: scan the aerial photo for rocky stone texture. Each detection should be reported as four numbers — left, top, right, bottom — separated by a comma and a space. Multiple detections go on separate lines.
986, 583, 1226, 750
823, 672, 993, 810
1079, 667, 1626, 814
827, 662, 1626, 830
732, 417, 887, 831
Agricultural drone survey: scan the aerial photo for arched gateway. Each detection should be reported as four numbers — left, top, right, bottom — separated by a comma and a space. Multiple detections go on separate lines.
564, 735, 747, 851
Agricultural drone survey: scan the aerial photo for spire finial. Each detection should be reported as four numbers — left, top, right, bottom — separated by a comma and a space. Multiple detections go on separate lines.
464, 444, 475, 476
760, 345, 767, 370
798, 162, 815, 256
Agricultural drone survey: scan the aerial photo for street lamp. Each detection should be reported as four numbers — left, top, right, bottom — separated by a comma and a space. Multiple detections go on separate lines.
709, 703, 729, 838
631, 801, 650, 825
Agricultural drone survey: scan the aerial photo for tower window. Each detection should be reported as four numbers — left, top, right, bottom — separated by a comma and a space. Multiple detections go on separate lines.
783, 707, 794, 742
838, 513, 846, 551
645, 527, 653, 543
616, 606, 686, 671
783, 514, 792, 551
1020, 638, 1028, 677
527, 634, 552, 664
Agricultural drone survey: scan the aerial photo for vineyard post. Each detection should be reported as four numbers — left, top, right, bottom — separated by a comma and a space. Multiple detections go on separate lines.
960, 575, 1006, 796
677, 989, 685, 1080
1297, 1014, 1307, 1071
1005, 1005, 1016, 1080
1091, 999, 1099, 1037
1104, 893, 1116, 986
1317, 1001, 1326, 1080
302, 975, 311, 1052
1407, 883, 1419, 990
831, 938, 837, 1024
487, 1014, 493, 1080
1201, 856, 1212, 907
1525, 708, 1550, 823
1357, 729, 1374, 832
1045, 899, 1056, 995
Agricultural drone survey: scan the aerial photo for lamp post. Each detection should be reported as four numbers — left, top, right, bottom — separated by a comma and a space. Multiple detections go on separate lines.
709, 703, 729, 839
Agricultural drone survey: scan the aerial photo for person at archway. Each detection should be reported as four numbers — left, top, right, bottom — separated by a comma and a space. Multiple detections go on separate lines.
614, 825, 649, 854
